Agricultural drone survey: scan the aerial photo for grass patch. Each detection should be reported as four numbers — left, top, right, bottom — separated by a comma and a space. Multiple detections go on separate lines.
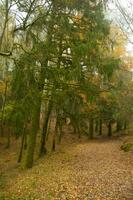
0, 174, 6, 189
121, 143, 133, 152
0, 194, 6, 200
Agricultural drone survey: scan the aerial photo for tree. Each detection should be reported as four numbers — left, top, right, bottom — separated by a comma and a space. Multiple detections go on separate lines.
1, 0, 131, 170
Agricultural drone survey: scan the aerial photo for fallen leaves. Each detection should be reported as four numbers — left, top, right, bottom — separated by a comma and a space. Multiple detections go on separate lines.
1, 136, 133, 200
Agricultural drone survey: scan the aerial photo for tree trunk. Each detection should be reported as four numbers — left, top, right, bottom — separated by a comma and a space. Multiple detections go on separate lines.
5, 127, 10, 148
116, 120, 123, 132
0, 0, 9, 49
1, 80, 8, 136
108, 121, 112, 137
57, 118, 63, 144
124, 121, 127, 130
95, 119, 99, 133
58, 125, 63, 144
89, 117, 94, 139
24, 133, 27, 150
77, 123, 81, 139
18, 128, 25, 163
99, 119, 102, 135
39, 100, 53, 157
52, 117, 58, 152
24, 100, 41, 168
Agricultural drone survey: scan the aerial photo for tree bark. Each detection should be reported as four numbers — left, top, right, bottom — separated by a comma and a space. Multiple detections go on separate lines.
116, 120, 123, 132
24, 98, 41, 168
89, 117, 94, 139
5, 126, 10, 148
99, 119, 102, 135
95, 119, 99, 133
1, 80, 8, 136
0, 0, 9, 49
124, 121, 127, 130
18, 128, 26, 163
52, 118, 58, 152
24, 132, 27, 150
108, 121, 112, 137
39, 100, 53, 157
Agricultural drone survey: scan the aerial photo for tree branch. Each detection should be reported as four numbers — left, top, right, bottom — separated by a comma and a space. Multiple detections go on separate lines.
0, 52, 12, 56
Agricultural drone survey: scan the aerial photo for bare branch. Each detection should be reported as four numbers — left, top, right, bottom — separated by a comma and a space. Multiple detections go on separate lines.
0, 51, 12, 56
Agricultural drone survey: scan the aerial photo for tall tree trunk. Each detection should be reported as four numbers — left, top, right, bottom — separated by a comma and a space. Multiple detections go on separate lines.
5, 126, 10, 148
18, 127, 26, 163
99, 119, 102, 135
95, 119, 99, 133
24, 132, 27, 150
52, 118, 58, 152
0, 0, 9, 49
89, 117, 94, 139
77, 123, 81, 139
1, 80, 8, 136
124, 121, 127, 130
39, 100, 53, 157
116, 120, 123, 132
56, 113, 64, 144
24, 99, 41, 168
108, 121, 112, 137
58, 123, 63, 144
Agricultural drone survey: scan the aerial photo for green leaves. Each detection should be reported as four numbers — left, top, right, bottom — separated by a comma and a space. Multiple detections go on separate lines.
101, 58, 120, 78
121, 143, 133, 152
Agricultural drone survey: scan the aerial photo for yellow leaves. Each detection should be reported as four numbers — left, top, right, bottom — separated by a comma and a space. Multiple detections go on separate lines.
79, 32, 84, 41
0, 80, 10, 95
0, 80, 5, 94
83, 101, 98, 113
100, 91, 110, 99
109, 25, 127, 58
123, 55, 133, 70
79, 93, 87, 103
72, 13, 82, 23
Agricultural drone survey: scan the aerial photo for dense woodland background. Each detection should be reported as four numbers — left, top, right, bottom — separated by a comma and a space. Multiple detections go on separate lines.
0, 0, 133, 199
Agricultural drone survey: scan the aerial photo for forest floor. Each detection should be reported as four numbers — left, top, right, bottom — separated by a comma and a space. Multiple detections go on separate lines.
0, 131, 133, 200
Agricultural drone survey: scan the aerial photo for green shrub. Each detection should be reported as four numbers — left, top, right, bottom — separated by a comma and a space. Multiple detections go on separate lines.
121, 143, 133, 152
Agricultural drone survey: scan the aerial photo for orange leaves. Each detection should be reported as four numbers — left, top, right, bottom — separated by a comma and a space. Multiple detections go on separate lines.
79, 93, 87, 103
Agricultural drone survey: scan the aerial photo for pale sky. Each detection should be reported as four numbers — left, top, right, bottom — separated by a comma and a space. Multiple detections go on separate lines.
108, 0, 133, 54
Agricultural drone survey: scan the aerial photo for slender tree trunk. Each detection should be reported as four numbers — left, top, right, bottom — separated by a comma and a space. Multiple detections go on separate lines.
71, 117, 77, 135
116, 120, 122, 132
124, 121, 127, 130
5, 126, 10, 148
24, 133, 27, 150
89, 117, 94, 139
24, 99, 41, 168
99, 119, 102, 135
108, 121, 112, 137
95, 119, 99, 133
39, 100, 53, 157
73, 122, 77, 134
52, 132, 56, 152
58, 124, 63, 144
0, 0, 9, 49
77, 123, 81, 139
18, 128, 25, 163
1, 80, 8, 136
57, 114, 64, 144
52, 118, 58, 152
6, 132, 10, 148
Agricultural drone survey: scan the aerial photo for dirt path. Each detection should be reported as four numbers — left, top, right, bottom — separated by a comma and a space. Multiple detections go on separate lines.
1, 137, 133, 200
